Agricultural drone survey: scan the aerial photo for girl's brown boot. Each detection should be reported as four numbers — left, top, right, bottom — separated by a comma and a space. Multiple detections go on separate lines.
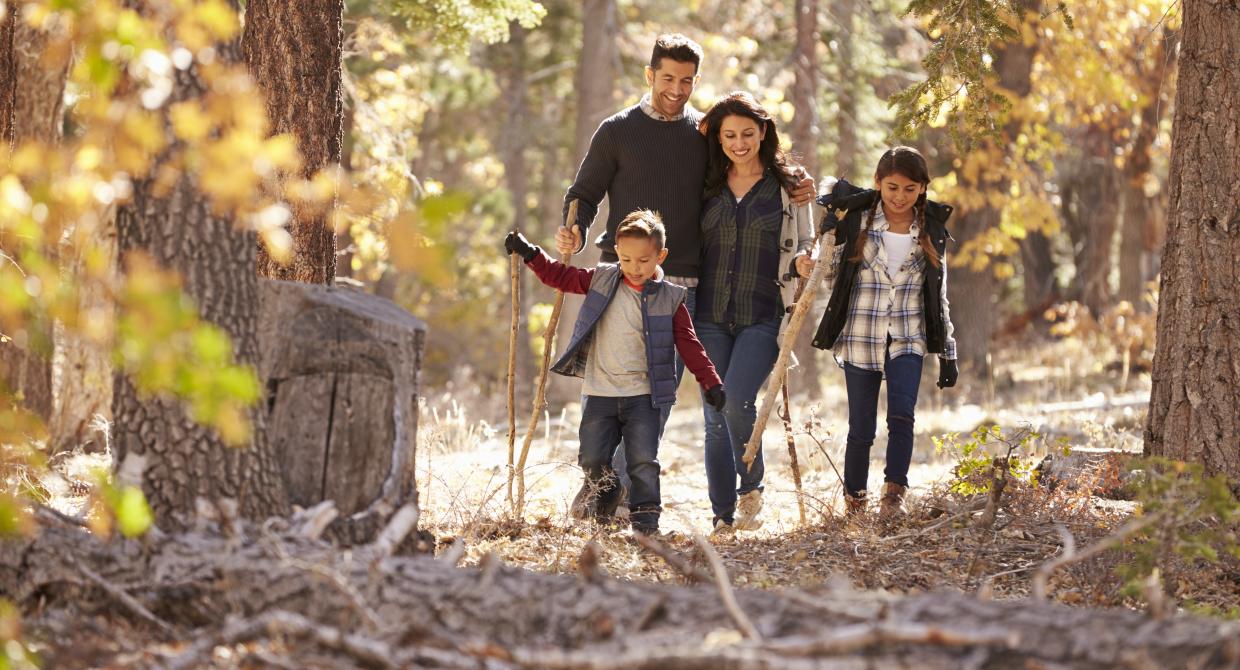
879, 482, 907, 520
844, 491, 867, 517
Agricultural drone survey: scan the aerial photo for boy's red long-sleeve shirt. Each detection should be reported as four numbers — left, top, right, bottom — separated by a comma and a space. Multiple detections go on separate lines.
527, 252, 722, 391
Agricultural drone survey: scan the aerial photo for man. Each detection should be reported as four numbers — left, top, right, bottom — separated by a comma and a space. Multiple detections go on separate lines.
557, 34, 813, 522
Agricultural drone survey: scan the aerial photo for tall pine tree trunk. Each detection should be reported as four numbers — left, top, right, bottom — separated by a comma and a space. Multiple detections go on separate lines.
242, 0, 343, 284
113, 6, 287, 526
833, 0, 858, 183
790, 0, 822, 395
1020, 231, 1058, 314
1118, 30, 1176, 308
553, 1, 615, 401
948, 1, 1039, 379
1063, 126, 1122, 317
0, 8, 68, 423
1144, 0, 1240, 488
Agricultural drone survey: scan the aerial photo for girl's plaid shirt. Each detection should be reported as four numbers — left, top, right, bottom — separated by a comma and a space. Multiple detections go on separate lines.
821, 208, 957, 372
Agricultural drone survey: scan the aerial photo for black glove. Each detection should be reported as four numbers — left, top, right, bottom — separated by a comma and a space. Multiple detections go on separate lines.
504, 231, 539, 262
704, 385, 726, 412
937, 358, 958, 389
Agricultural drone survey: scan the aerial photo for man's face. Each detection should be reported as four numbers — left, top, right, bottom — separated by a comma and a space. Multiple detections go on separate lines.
644, 58, 698, 118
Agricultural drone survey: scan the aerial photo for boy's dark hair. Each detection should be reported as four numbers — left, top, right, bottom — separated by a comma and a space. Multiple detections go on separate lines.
650, 34, 703, 73
615, 210, 666, 250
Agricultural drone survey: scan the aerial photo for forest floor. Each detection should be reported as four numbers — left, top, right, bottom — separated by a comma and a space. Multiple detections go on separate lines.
28, 332, 1240, 668
410, 331, 1239, 616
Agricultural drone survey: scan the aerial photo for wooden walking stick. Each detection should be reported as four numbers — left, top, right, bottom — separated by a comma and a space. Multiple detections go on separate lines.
505, 252, 520, 507
741, 243, 833, 470
779, 380, 808, 526
514, 200, 578, 516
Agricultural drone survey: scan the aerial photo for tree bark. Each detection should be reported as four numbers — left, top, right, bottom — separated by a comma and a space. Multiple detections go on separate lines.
1145, 0, 1240, 489
497, 23, 535, 384
1119, 30, 1177, 308
112, 11, 287, 528
0, 3, 13, 148
0, 8, 69, 423
1062, 125, 1122, 317
8, 513, 1240, 670
242, 0, 344, 285
553, 0, 617, 403
1019, 230, 1058, 313
947, 0, 1039, 379
790, 0, 822, 396
833, 0, 858, 183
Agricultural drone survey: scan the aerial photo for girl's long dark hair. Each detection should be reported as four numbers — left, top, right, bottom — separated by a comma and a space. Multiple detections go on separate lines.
699, 92, 800, 198
850, 146, 941, 268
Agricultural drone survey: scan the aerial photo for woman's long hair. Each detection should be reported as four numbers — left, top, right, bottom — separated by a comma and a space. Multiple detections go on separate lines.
850, 146, 940, 268
699, 92, 800, 198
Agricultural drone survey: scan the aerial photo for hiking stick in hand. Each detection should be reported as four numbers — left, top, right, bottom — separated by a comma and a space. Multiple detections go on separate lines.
514, 200, 578, 516
742, 245, 832, 469
505, 251, 520, 507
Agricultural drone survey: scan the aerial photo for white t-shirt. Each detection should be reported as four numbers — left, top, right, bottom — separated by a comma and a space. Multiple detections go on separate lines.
882, 231, 914, 270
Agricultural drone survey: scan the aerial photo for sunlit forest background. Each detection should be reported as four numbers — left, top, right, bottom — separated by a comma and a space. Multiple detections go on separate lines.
7, 0, 1239, 667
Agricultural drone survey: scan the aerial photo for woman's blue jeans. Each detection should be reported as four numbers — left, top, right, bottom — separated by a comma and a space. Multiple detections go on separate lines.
842, 354, 924, 497
694, 317, 781, 524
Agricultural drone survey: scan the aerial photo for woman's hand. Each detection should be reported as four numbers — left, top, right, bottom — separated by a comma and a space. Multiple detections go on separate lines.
795, 254, 815, 278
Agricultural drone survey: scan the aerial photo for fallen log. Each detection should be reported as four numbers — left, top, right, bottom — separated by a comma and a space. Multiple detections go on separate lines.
3, 511, 1239, 670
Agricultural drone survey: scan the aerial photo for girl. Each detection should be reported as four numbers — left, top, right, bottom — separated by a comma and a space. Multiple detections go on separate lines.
696, 92, 814, 533
811, 146, 958, 519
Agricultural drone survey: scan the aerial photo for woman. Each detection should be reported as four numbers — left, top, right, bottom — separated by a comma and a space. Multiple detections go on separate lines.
696, 92, 814, 533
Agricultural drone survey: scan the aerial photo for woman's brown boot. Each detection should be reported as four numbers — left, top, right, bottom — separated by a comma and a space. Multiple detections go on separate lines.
844, 491, 867, 517
879, 482, 907, 520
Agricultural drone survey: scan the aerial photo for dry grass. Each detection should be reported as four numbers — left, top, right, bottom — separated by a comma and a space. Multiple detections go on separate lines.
414, 335, 1240, 617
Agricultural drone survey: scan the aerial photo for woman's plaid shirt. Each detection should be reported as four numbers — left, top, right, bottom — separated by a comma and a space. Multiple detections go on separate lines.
822, 207, 957, 372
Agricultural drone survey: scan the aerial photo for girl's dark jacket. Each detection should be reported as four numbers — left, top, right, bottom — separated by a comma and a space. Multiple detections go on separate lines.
810, 179, 955, 354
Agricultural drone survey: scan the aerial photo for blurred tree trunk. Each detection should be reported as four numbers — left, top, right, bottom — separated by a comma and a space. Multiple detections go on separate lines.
1119, 30, 1177, 308
1019, 232, 1058, 314
790, 0, 822, 395
948, 0, 1039, 380
497, 23, 535, 382
1061, 125, 1122, 317
242, 0, 344, 285
113, 6, 287, 527
554, 1, 616, 401
832, 0, 858, 183
1145, 0, 1240, 488
0, 6, 14, 145
0, 9, 69, 424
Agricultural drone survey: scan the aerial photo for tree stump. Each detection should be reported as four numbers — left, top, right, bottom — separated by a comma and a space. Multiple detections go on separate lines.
257, 279, 426, 544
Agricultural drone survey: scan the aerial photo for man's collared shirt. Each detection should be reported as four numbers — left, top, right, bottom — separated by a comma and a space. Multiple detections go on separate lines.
639, 93, 694, 122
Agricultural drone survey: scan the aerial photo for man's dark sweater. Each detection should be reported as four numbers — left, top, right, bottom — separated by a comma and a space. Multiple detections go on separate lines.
563, 104, 707, 279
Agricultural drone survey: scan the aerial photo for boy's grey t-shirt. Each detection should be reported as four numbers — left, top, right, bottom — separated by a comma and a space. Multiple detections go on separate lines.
582, 283, 651, 398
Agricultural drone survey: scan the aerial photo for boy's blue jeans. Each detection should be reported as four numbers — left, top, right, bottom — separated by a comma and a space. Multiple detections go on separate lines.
842, 354, 924, 497
579, 394, 662, 531
694, 317, 781, 525
608, 287, 694, 500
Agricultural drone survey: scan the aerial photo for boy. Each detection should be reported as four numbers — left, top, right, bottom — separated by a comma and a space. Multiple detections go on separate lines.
505, 210, 725, 535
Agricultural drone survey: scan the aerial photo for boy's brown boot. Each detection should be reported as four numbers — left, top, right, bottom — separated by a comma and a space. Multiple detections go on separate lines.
879, 482, 907, 520
843, 491, 867, 517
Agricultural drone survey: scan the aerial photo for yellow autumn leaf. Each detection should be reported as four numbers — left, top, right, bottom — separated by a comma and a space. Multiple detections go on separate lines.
170, 101, 212, 142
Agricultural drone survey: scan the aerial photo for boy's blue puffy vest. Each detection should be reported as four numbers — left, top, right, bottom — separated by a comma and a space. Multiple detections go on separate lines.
551, 264, 687, 408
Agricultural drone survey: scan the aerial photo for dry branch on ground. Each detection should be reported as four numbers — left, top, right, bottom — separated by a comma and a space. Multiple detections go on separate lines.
3, 506, 1240, 669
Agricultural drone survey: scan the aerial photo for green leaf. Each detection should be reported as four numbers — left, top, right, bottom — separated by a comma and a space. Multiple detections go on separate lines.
114, 486, 153, 538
